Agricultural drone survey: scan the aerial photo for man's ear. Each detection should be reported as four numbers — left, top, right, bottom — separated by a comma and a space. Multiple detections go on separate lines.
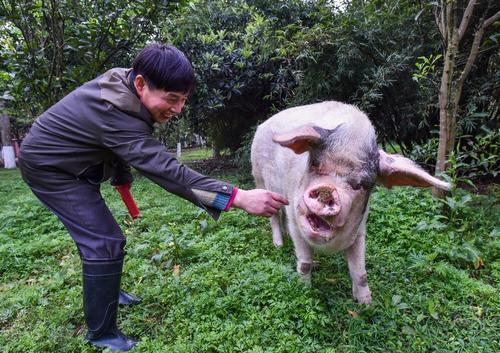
377, 149, 450, 190
134, 75, 146, 98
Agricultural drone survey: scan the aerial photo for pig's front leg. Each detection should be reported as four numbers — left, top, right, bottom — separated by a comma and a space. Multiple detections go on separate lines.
345, 225, 372, 304
289, 224, 313, 282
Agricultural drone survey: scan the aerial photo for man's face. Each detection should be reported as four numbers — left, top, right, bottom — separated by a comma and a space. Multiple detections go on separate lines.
134, 75, 188, 124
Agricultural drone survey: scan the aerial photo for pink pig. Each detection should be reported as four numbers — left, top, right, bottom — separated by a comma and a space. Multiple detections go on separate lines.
251, 101, 450, 304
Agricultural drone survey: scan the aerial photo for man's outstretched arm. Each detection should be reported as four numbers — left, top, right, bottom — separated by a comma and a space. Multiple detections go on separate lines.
231, 188, 289, 217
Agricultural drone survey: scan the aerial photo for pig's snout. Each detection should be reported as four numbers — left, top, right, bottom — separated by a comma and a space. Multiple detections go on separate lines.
305, 184, 341, 216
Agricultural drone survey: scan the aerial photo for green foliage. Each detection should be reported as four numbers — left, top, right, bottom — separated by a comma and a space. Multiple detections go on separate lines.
412, 54, 443, 84
410, 127, 499, 181
232, 124, 257, 171
289, 0, 442, 153
1, 169, 498, 352
164, 0, 326, 152
178, 147, 213, 162
413, 189, 495, 272
408, 147, 498, 272
0, 0, 182, 135
1, 0, 498, 175
409, 4, 499, 179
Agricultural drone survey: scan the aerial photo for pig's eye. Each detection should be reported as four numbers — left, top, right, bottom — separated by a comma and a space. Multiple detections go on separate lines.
349, 181, 362, 190
313, 167, 329, 176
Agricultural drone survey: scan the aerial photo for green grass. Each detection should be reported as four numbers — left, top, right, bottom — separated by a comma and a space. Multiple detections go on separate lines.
176, 147, 213, 162
0, 168, 498, 353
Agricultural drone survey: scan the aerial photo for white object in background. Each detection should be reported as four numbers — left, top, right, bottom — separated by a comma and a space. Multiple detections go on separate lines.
1, 145, 15, 168
176, 142, 182, 158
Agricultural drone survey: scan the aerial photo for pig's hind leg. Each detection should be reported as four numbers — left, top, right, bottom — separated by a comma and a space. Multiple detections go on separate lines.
271, 208, 288, 247
345, 223, 372, 304
253, 165, 284, 247
270, 213, 284, 247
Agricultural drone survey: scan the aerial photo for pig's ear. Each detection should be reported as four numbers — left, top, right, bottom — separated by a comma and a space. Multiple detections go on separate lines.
272, 125, 322, 154
377, 150, 451, 190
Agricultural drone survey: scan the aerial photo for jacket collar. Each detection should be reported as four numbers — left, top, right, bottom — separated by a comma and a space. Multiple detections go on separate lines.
99, 68, 155, 127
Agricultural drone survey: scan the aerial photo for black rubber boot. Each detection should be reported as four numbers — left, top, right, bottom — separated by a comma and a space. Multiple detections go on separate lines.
82, 257, 138, 351
119, 289, 142, 306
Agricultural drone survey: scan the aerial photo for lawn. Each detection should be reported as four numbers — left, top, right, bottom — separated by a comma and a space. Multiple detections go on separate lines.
175, 147, 215, 162
0, 167, 498, 353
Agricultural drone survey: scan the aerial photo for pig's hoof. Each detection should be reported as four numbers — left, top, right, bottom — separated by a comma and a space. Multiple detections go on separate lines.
355, 291, 372, 305
272, 233, 283, 247
299, 272, 312, 285
273, 239, 283, 247
297, 262, 312, 284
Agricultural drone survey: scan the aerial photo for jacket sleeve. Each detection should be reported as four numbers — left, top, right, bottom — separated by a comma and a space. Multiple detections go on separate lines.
100, 108, 234, 219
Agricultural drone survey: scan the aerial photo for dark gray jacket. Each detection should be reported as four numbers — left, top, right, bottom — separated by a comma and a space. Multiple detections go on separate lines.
20, 68, 234, 219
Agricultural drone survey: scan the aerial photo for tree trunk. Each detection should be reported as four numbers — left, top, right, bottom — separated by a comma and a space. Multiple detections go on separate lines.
434, 1, 500, 197
434, 23, 459, 197
0, 111, 16, 169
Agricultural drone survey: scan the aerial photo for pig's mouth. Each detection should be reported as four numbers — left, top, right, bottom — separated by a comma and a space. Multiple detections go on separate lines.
306, 214, 332, 233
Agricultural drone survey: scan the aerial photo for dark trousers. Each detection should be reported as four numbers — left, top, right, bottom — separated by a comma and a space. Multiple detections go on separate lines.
19, 159, 126, 260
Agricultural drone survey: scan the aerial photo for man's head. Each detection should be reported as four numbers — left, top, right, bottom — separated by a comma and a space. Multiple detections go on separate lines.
132, 43, 195, 124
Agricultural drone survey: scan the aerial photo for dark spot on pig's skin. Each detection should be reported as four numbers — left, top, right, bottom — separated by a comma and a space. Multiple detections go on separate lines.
308, 126, 380, 189
358, 140, 379, 189
386, 156, 395, 164
310, 149, 325, 169
359, 274, 368, 287
308, 124, 346, 167
312, 124, 345, 141
299, 262, 312, 274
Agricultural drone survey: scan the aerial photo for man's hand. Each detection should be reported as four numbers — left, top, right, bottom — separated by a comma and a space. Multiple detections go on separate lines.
232, 189, 288, 217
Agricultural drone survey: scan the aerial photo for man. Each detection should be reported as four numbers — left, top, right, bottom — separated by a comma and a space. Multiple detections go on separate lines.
18, 43, 288, 351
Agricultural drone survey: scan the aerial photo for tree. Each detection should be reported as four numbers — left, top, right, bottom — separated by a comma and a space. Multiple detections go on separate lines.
0, 100, 16, 168
433, 0, 499, 195
164, 0, 338, 153
0, 0, 177, 125
292, 0, 442, 154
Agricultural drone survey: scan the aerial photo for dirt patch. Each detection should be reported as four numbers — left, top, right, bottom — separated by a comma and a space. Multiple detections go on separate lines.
316, 187, 334, 203
185, 157, 240, 174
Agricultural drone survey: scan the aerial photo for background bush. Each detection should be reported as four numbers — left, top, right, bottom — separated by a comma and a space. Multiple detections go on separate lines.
1, 0, 498, 176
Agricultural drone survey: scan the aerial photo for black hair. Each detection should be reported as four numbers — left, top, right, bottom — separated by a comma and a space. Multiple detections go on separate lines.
132, 43, 196, 94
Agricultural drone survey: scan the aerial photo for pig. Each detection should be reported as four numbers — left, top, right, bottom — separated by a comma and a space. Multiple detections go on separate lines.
251, 101, 450, 304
